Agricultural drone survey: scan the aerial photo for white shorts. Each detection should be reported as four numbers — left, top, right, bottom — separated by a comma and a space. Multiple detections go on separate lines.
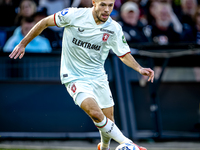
65, 79, 114, 109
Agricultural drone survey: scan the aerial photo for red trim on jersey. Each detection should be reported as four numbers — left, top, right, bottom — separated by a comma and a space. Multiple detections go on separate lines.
54, 13, 59, 27
118, 51, 131, 58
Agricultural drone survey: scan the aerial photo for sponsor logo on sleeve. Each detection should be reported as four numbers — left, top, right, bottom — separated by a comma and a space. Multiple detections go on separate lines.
122, 35, 127, 43
61, 8, 69, 16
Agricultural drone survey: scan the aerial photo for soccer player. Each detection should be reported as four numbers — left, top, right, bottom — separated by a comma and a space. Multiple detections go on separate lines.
9, 0, 154, 150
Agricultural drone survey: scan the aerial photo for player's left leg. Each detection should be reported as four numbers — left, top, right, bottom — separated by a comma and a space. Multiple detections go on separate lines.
90, 79, 132, 149
97, 107, 147, 150
80, 97, 132, 144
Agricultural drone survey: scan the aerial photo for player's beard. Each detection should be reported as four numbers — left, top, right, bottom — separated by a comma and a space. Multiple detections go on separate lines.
95, 10, 108, 23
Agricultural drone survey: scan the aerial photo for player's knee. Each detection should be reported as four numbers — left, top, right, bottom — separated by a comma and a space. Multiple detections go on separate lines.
107, 116, 114, 122
89, 110, 104, 122
105, 112, 114, 122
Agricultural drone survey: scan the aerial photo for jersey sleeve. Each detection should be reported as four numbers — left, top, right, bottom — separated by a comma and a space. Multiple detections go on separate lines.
110, 25, 131, 57
54, 8, 75, 27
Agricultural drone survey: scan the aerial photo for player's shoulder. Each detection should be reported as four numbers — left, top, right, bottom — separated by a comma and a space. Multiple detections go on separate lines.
107, 18, 123, 34
69, 7, 91, 16
58, 7, 90, 18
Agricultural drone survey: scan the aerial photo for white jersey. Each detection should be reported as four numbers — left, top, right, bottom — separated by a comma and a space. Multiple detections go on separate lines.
54, 7, 130, 84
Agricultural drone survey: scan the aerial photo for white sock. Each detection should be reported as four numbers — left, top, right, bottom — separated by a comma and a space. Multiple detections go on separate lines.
100, 131, 111, 148
94, 116, 132, 144
95, 117, 110, 148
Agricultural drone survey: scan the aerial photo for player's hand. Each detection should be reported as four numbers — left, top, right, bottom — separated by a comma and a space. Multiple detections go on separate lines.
9, 44, 25, 59
139, 68, 154, 83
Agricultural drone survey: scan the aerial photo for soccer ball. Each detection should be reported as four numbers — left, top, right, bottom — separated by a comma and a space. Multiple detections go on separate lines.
115, 143, 140, 150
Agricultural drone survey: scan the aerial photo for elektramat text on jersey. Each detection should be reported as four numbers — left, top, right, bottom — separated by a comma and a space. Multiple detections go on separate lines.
72, 37, 101, 51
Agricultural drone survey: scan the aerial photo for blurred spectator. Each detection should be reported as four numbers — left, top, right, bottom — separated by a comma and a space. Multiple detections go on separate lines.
145, 1, 158, 25
118, 1, 151, 44
32, 7, 61, 50
33, 7, 48, 23
149, 2, 182, 45
12, 0, 39, 7
15, 0, 37, 26
171, 0, 182, 17
32, 0, 39, 6
0, 0, 17, 48
71, 0, 92, 8
121, 0, 147, 25
180, 0, 198, 27
3, 16, 52, 53
114, 0, 122, 10
39, 0, 71, 15
0, 0, 17, 27
173, 0, 198, 43
39, 0, 71, 32
192, 6, 200, 44
121, 0, 141, 5
180, 23, 195, 43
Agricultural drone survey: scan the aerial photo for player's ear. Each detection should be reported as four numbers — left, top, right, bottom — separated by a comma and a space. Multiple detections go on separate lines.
92, 0, 96, 7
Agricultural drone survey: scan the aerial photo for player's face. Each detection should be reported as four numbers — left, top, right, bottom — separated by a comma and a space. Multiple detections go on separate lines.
92, 0, 115, 24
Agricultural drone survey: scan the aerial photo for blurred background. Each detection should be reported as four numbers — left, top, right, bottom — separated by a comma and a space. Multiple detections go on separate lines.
0, 0, 200, 148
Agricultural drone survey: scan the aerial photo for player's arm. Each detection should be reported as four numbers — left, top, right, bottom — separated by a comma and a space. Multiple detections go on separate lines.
9, 15, 55, 59
119, 53, 154, 83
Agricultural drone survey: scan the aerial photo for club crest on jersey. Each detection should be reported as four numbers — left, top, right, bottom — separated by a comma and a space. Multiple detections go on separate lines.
61, 8, 69, 16
71, 83, 76, 93
102, 33, 110, 42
